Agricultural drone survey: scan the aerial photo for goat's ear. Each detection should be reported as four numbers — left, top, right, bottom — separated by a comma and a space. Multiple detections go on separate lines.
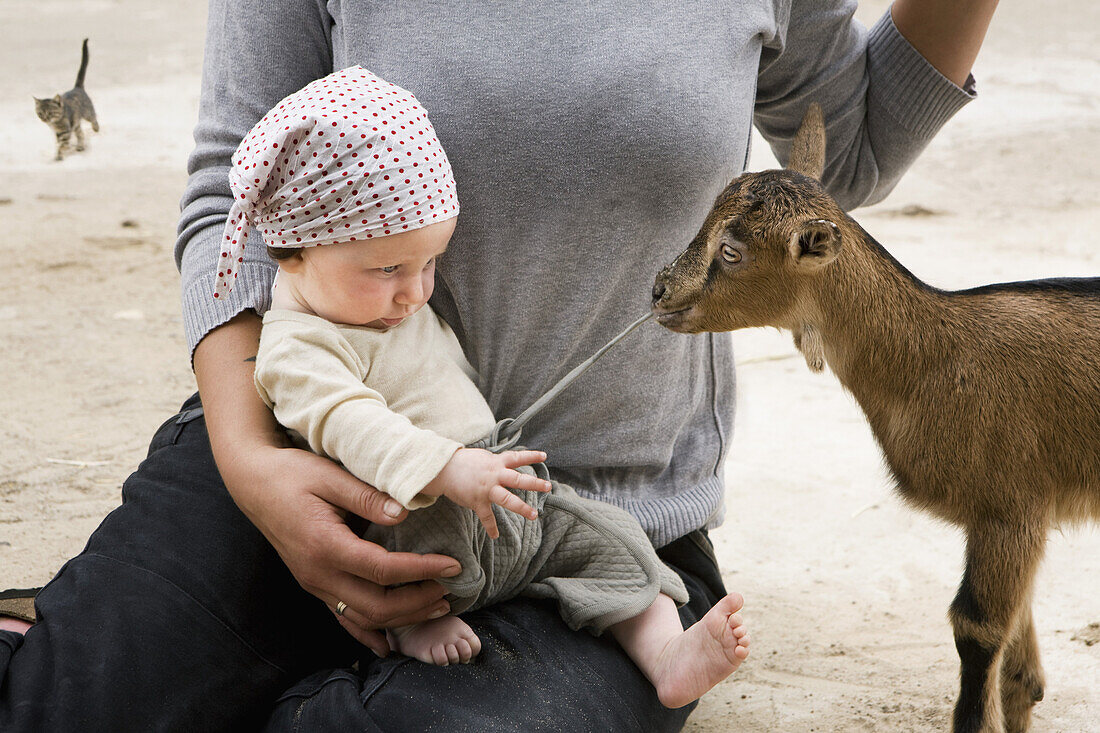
789, 219, 841, 269
787, 103, 825, 181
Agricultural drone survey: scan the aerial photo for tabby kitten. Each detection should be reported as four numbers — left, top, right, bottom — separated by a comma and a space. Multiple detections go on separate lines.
34, 38, 100, 161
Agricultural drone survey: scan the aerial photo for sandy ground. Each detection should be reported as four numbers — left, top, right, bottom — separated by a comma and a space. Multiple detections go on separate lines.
1, 1, 1098, 730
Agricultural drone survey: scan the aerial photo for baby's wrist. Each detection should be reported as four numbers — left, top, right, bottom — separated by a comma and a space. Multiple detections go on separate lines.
420, 448, 465, 499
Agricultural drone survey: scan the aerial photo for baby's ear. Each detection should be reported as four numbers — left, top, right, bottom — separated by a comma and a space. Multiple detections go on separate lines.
277, 250, 307, 273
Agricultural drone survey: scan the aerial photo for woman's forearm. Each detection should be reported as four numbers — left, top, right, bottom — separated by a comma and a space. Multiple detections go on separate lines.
890, 0, 1000, 87
193, 311, 287, 503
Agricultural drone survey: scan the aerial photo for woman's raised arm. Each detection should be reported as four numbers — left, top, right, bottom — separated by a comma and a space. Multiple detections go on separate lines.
891, 0, 1000, 88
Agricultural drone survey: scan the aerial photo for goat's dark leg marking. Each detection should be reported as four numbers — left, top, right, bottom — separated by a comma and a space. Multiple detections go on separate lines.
954, 636, 995, 733
1000, 602, 1045, 733
949, 521, 1045, 733
952, 575, 996, 733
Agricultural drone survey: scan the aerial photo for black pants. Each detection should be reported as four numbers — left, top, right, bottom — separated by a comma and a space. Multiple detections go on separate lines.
0, 394, 726, 732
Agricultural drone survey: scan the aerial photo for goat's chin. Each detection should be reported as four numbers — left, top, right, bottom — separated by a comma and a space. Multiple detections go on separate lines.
653, 306, 751, 334
653, 305, 703, 333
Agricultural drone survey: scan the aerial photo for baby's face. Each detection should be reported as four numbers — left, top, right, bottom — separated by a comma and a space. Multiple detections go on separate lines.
281, 218, 456, 329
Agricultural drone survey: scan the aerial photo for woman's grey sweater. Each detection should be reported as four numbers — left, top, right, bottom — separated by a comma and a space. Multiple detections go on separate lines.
176, 0, 973, 547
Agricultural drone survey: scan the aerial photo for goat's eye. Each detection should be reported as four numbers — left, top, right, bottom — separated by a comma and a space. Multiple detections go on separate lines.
720, 242, 742, 264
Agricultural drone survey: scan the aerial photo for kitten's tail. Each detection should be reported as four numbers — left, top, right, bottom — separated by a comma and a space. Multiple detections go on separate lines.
74, 38, 90, 89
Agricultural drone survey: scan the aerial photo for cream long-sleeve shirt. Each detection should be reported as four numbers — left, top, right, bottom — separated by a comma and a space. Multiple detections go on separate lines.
254, 307, 498, 509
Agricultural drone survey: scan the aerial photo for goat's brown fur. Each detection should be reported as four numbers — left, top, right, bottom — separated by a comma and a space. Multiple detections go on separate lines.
652, 104, 1100, 733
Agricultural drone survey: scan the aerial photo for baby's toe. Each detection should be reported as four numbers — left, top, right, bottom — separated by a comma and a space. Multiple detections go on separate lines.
431, 644, 450, 666
463, 629, 483, 657
723, 592, 745, 614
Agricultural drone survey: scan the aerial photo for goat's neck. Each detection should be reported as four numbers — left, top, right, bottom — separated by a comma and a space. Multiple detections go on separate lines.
803, 225, 945, 406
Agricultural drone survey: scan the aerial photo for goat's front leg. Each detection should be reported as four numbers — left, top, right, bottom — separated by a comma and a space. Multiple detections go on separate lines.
949, 520, 1045, 733
1000, 601, 1045, 733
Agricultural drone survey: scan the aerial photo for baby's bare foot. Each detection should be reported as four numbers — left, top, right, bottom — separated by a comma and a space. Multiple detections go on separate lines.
388, 615, 482, 666
652, 593, 750, 708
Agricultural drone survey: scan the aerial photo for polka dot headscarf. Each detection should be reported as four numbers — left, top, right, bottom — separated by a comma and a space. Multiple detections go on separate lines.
214, 66, 459, 299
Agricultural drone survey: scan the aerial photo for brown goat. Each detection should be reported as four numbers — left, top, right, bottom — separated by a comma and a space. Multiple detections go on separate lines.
651, 104, 1100, 733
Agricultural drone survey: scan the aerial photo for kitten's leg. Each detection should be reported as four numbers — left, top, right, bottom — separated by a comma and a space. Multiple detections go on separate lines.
74, 123, 86, 152
54, 130, 71, 161
87, 110, 100, 132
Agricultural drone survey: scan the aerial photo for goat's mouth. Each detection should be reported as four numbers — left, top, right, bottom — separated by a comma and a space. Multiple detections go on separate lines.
651, 304, 699, 332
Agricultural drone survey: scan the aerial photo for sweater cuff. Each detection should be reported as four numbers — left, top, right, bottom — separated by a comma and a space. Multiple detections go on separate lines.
179, 224, 277, 361
382, 438, 463, 510
867, 11, 977, 140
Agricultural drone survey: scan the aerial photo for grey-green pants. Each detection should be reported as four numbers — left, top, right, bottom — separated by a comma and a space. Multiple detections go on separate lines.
363, 463, 688, 634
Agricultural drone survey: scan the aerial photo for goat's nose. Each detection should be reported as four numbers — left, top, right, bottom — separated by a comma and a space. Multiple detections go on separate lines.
652, 279, 667, 303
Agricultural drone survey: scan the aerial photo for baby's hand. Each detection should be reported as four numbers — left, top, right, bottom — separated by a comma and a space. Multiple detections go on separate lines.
425, 448, 552, 538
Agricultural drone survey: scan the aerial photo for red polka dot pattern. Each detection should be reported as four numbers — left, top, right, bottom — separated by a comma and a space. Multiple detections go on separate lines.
213, 66, 459, 299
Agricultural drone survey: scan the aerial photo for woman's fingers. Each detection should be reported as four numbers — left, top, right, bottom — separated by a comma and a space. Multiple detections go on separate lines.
329, 579, 452, 631
310, 526, 458, 629
315, 459, 408, 526
333, 613, 391, 658
328, 516, 461, 586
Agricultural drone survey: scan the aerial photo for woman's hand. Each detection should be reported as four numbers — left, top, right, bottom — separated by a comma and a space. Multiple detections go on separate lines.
194, 312, 462, 657
423, 448, 552, 539
224, 443, 461, 656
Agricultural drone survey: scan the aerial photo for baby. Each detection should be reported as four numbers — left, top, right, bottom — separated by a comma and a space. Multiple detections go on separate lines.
217, 67, 749, 708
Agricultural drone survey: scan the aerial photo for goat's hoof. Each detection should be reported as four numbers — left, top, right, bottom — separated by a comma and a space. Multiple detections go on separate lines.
1001, 672, 1044, 733
1011, 670, 1045, 703
1029, 682, 1044, 703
